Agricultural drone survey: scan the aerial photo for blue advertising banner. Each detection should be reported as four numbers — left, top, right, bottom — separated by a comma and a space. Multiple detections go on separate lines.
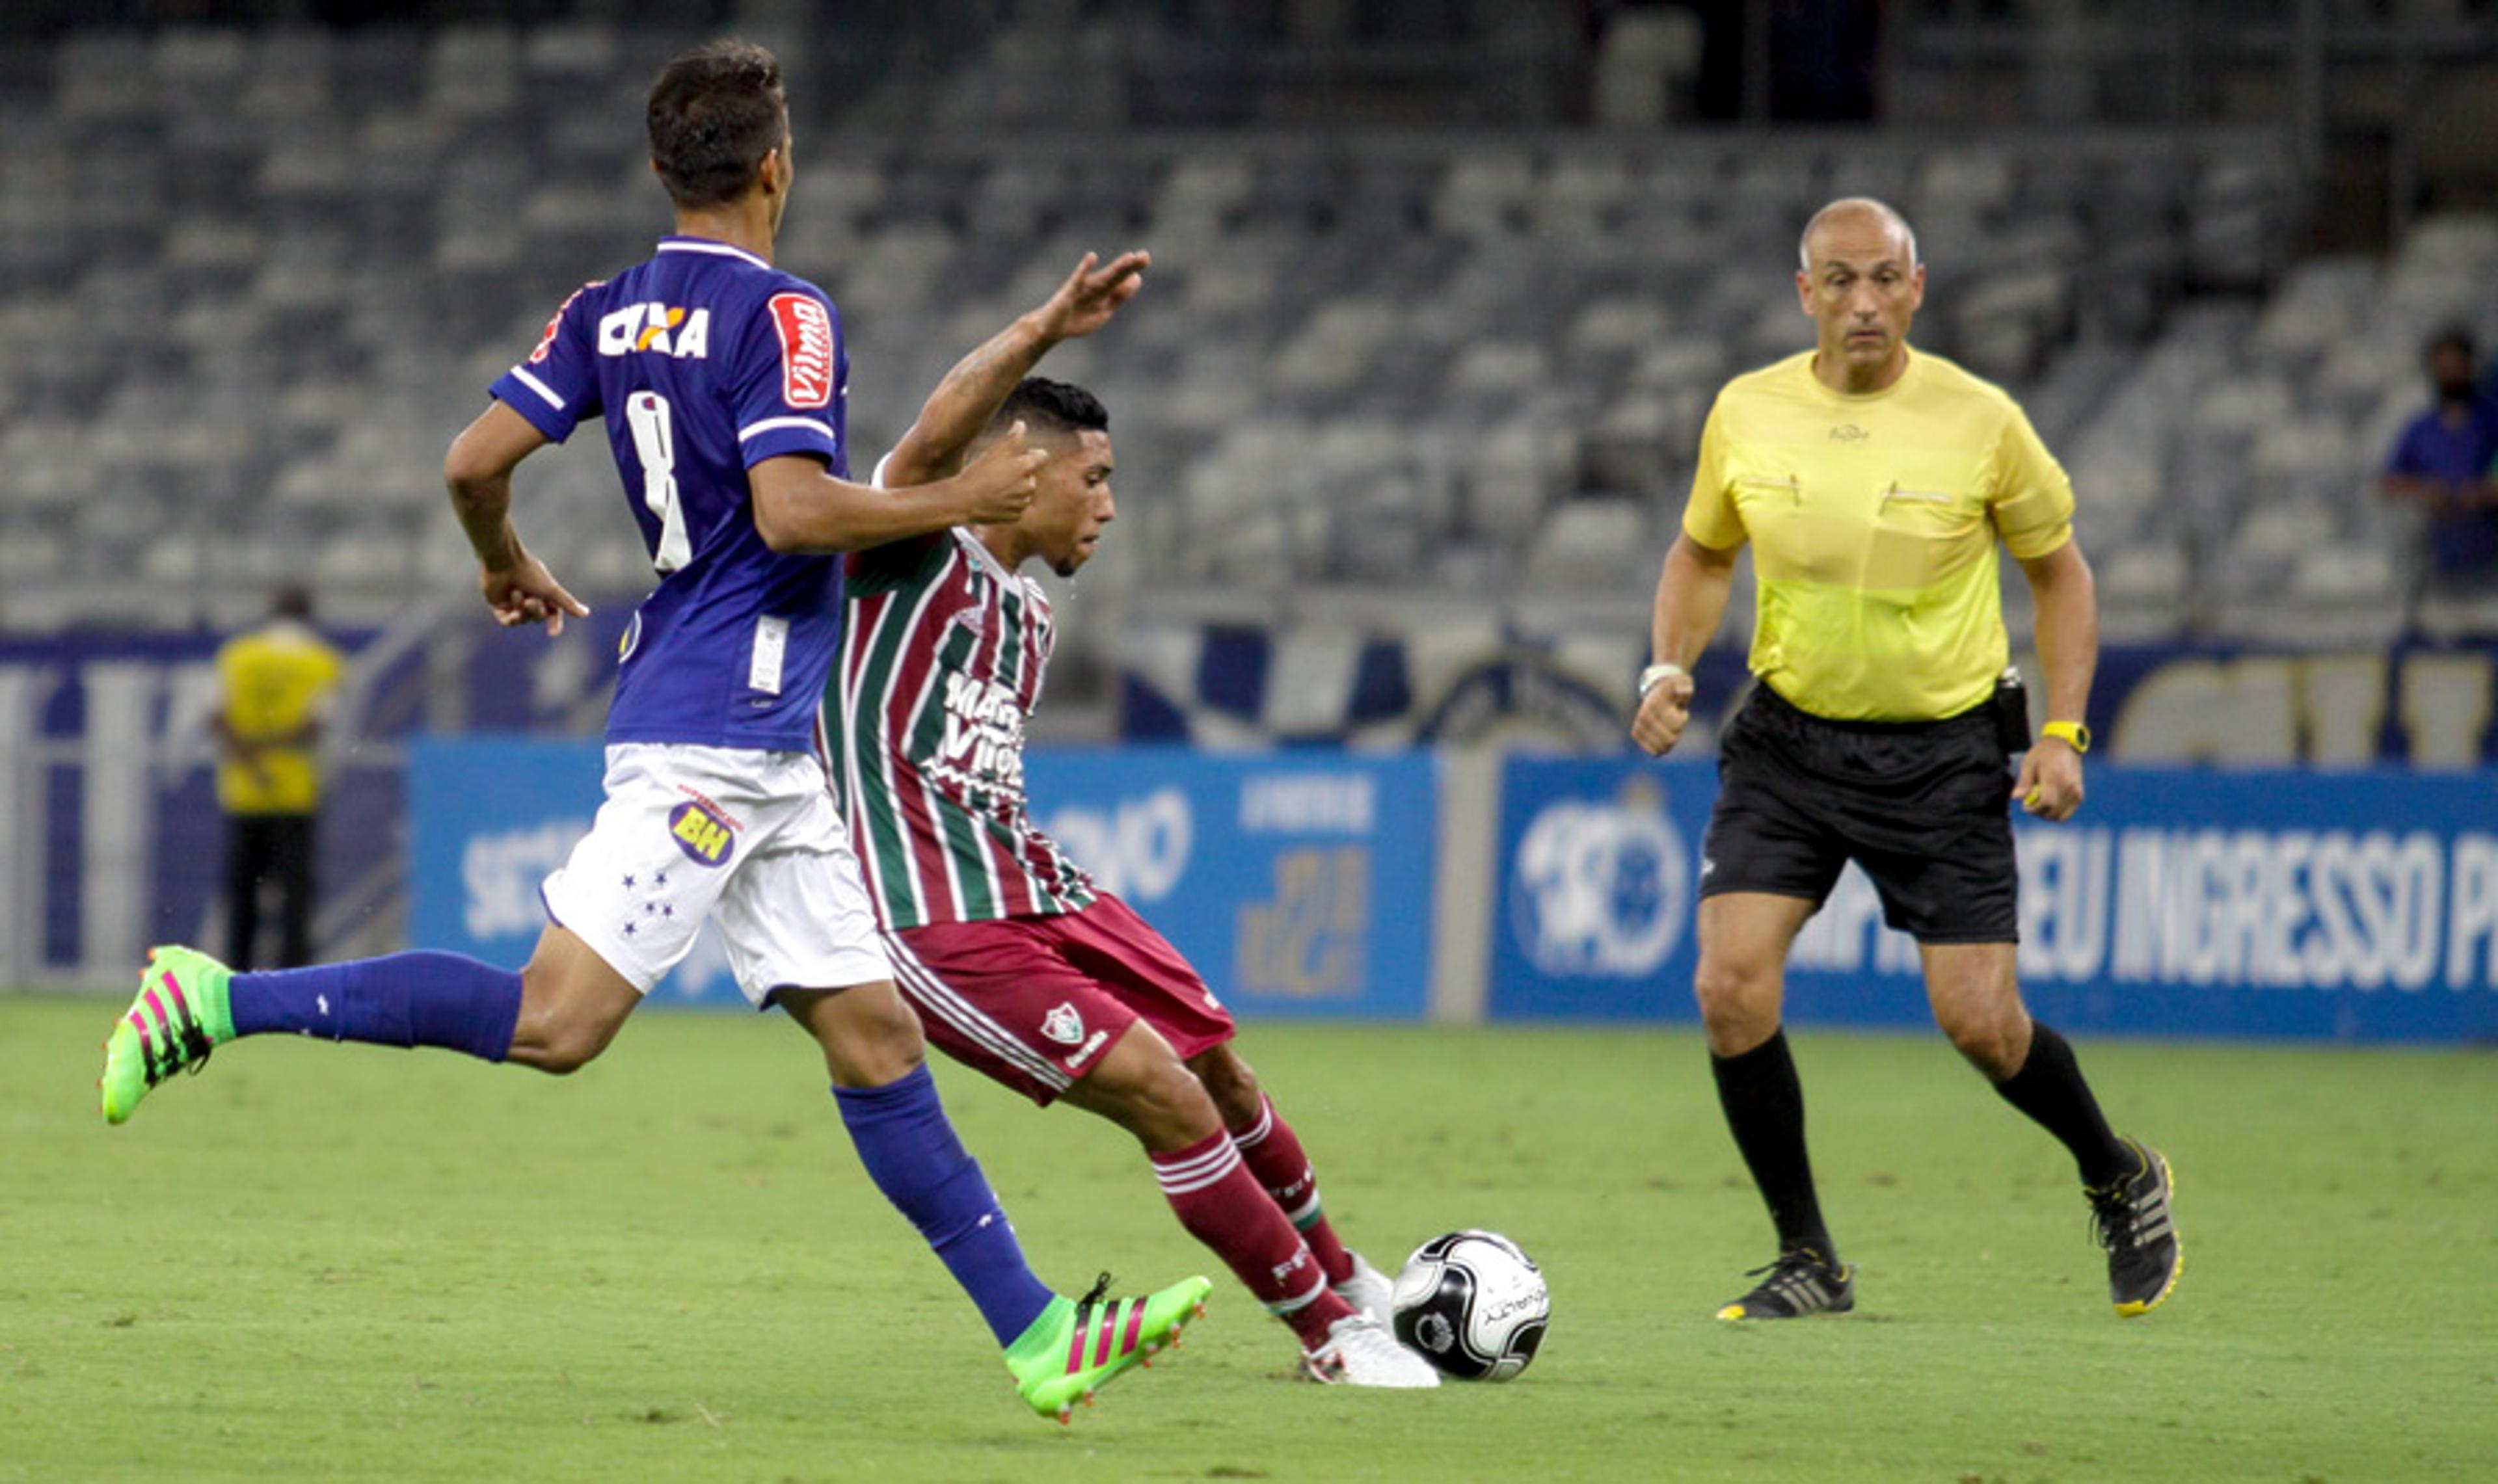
1024, 749, 1438, 1020
1491, 757, 2498, 1044
407, 737, 626, 966
408, 741, 1439, 1018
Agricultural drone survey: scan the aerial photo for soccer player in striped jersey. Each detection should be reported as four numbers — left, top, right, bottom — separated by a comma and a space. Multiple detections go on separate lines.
830, 258, 1438, 1388
99, 39, 1209, 1424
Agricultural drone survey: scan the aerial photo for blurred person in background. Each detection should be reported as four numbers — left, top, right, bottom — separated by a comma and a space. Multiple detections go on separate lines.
1630, 197, 2181, 1325
2379, 326, 2498, 619
213, 584, 343, 970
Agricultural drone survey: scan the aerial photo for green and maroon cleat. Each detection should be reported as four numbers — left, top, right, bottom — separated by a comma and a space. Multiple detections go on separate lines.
1003, 1272, 1212, 1424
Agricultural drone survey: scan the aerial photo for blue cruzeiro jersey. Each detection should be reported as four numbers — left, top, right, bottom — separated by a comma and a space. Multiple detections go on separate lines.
489, 237, 851, 752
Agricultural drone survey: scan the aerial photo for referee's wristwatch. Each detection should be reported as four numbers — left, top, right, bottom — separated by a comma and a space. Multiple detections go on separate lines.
2039, 719, 2091, 754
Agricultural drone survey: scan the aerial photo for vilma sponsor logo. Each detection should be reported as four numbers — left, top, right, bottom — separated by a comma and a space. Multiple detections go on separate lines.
527, 280, 601, 365
770, 292, 836, 408
667, 800, 736, 867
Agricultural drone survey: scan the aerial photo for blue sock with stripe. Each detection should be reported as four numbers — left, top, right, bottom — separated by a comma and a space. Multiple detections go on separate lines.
835, 1063, 1055, 1347
228, 952, 522, 1062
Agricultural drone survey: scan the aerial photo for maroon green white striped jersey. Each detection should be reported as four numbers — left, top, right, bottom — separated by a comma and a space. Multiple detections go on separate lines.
828, 529, 1096, 929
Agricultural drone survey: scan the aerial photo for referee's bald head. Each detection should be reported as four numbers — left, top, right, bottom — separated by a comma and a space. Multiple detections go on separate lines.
1799, 198, 1919, 272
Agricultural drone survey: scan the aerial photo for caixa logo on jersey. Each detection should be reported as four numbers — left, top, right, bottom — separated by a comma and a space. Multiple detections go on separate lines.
1509, 776, 1688, 977
667, 797, 738, 868
769, 292, 836, 408
596, 302, 712, 359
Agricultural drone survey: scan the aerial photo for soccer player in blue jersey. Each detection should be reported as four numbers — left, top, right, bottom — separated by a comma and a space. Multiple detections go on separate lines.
99, 39, 1208, 1424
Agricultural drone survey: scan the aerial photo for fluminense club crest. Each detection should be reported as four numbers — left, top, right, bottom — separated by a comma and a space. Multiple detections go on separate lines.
1040, 1002, 1086, 1046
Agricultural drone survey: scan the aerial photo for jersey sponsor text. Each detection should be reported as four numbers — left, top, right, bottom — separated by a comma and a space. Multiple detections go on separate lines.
596, 302, 712, 359
770, 292, 835, 408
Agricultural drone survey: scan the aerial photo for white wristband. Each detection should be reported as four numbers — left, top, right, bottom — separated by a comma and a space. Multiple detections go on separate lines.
1637, 662, 1687, 698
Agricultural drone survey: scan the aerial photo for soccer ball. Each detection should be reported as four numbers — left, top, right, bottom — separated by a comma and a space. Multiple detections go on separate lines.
1388, 1230, 1550, 1382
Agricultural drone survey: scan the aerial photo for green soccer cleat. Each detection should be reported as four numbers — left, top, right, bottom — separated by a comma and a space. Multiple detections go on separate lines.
1003, 1272, 1212, 1424
100, 946, 237, 1125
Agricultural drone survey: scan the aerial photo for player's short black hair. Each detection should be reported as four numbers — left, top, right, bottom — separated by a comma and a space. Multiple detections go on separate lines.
991, 377, 1108, 439
647, 40, 788, 212
2426, 324, 2477, 363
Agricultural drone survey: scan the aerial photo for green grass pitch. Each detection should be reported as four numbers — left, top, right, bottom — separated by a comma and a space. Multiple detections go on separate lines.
7, 994, 2493, 1483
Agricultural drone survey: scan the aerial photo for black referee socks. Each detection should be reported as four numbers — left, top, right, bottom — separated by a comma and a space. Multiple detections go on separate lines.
1711, 1029, 1838, 1263
1992, 1021, 2130, 1189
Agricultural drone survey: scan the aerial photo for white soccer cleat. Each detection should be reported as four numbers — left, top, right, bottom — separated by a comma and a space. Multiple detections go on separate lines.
1334, 1251, 1395, 1327
1299, 1313, 1441, 1388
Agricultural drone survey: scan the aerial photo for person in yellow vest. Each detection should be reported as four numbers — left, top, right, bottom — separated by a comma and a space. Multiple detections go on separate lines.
214, 585, 345, 969
1631, 198, 2181, 1323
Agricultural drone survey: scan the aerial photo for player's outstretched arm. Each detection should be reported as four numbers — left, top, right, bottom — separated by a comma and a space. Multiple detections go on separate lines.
881, 250, 1150, 488
1632, 531, 1740, 757
445, 401, 591, 636
750, 422, 1046, 553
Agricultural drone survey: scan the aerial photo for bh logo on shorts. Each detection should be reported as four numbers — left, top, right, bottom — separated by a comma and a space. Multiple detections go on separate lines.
1510, 776, 1687, 977
667, 799, 737, 868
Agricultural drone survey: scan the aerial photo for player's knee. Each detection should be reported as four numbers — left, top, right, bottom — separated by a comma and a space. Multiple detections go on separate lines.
1693, 957, 1775, 1024
1187, 1044, 1263, 1129
1939, 1010, 2025, 1077
1086, 1033, 1222, 1149
508, 1011, 612, 1074
1126, 1059, 1222, 1149
800, 985, 927, 1087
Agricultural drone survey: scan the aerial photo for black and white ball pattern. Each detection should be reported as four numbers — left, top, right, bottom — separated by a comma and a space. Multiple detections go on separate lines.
1389, 1230, 1550, 1382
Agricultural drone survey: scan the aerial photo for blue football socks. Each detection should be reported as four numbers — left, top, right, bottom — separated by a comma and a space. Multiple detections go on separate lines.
228, 951, 522, 1063
835, 1063, 1055, 1347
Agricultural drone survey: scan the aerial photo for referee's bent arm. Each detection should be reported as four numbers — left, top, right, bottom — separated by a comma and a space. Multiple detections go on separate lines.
1633, 531, 1741, 757
2012, 538, 2099, 822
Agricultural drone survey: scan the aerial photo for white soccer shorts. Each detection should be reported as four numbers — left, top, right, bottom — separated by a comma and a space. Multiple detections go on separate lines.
540, 743, 891, 1005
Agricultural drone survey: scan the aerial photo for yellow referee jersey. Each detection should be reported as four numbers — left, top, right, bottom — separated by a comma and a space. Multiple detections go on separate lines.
215, 620, 345, 814
1682, 349, 2075, 722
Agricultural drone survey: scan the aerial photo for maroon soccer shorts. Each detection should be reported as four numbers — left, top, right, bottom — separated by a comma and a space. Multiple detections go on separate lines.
883, 893, 1237, 1106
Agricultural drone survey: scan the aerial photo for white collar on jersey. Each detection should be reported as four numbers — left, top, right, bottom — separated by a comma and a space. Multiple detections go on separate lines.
656, 237, 771, 272
954, 526, 1023, 587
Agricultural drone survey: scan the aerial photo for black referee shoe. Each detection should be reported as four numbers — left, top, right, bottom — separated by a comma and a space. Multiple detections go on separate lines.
2088, 1137, 2182, 1318
1715, 1247, 1855, 1321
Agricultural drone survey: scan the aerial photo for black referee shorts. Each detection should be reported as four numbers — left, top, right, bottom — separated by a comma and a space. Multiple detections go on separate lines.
1699, 683, 2019, 944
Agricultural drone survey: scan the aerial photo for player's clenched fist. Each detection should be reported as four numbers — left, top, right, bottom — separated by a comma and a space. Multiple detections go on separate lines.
1631, 670, 1695, 756
958, 420, 1046, 524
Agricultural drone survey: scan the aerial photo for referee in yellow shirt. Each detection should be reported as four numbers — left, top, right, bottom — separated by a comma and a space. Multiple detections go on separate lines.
1632, 199, 2181, 1322
215, 585, 345, 970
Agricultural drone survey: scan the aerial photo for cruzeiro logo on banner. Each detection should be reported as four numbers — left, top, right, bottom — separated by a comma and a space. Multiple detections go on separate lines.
1510, 776, 1689, 976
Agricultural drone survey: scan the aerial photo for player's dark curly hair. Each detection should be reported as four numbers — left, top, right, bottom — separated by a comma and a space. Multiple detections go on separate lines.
993, 377, 1109, 438
647, 40, 788, 212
